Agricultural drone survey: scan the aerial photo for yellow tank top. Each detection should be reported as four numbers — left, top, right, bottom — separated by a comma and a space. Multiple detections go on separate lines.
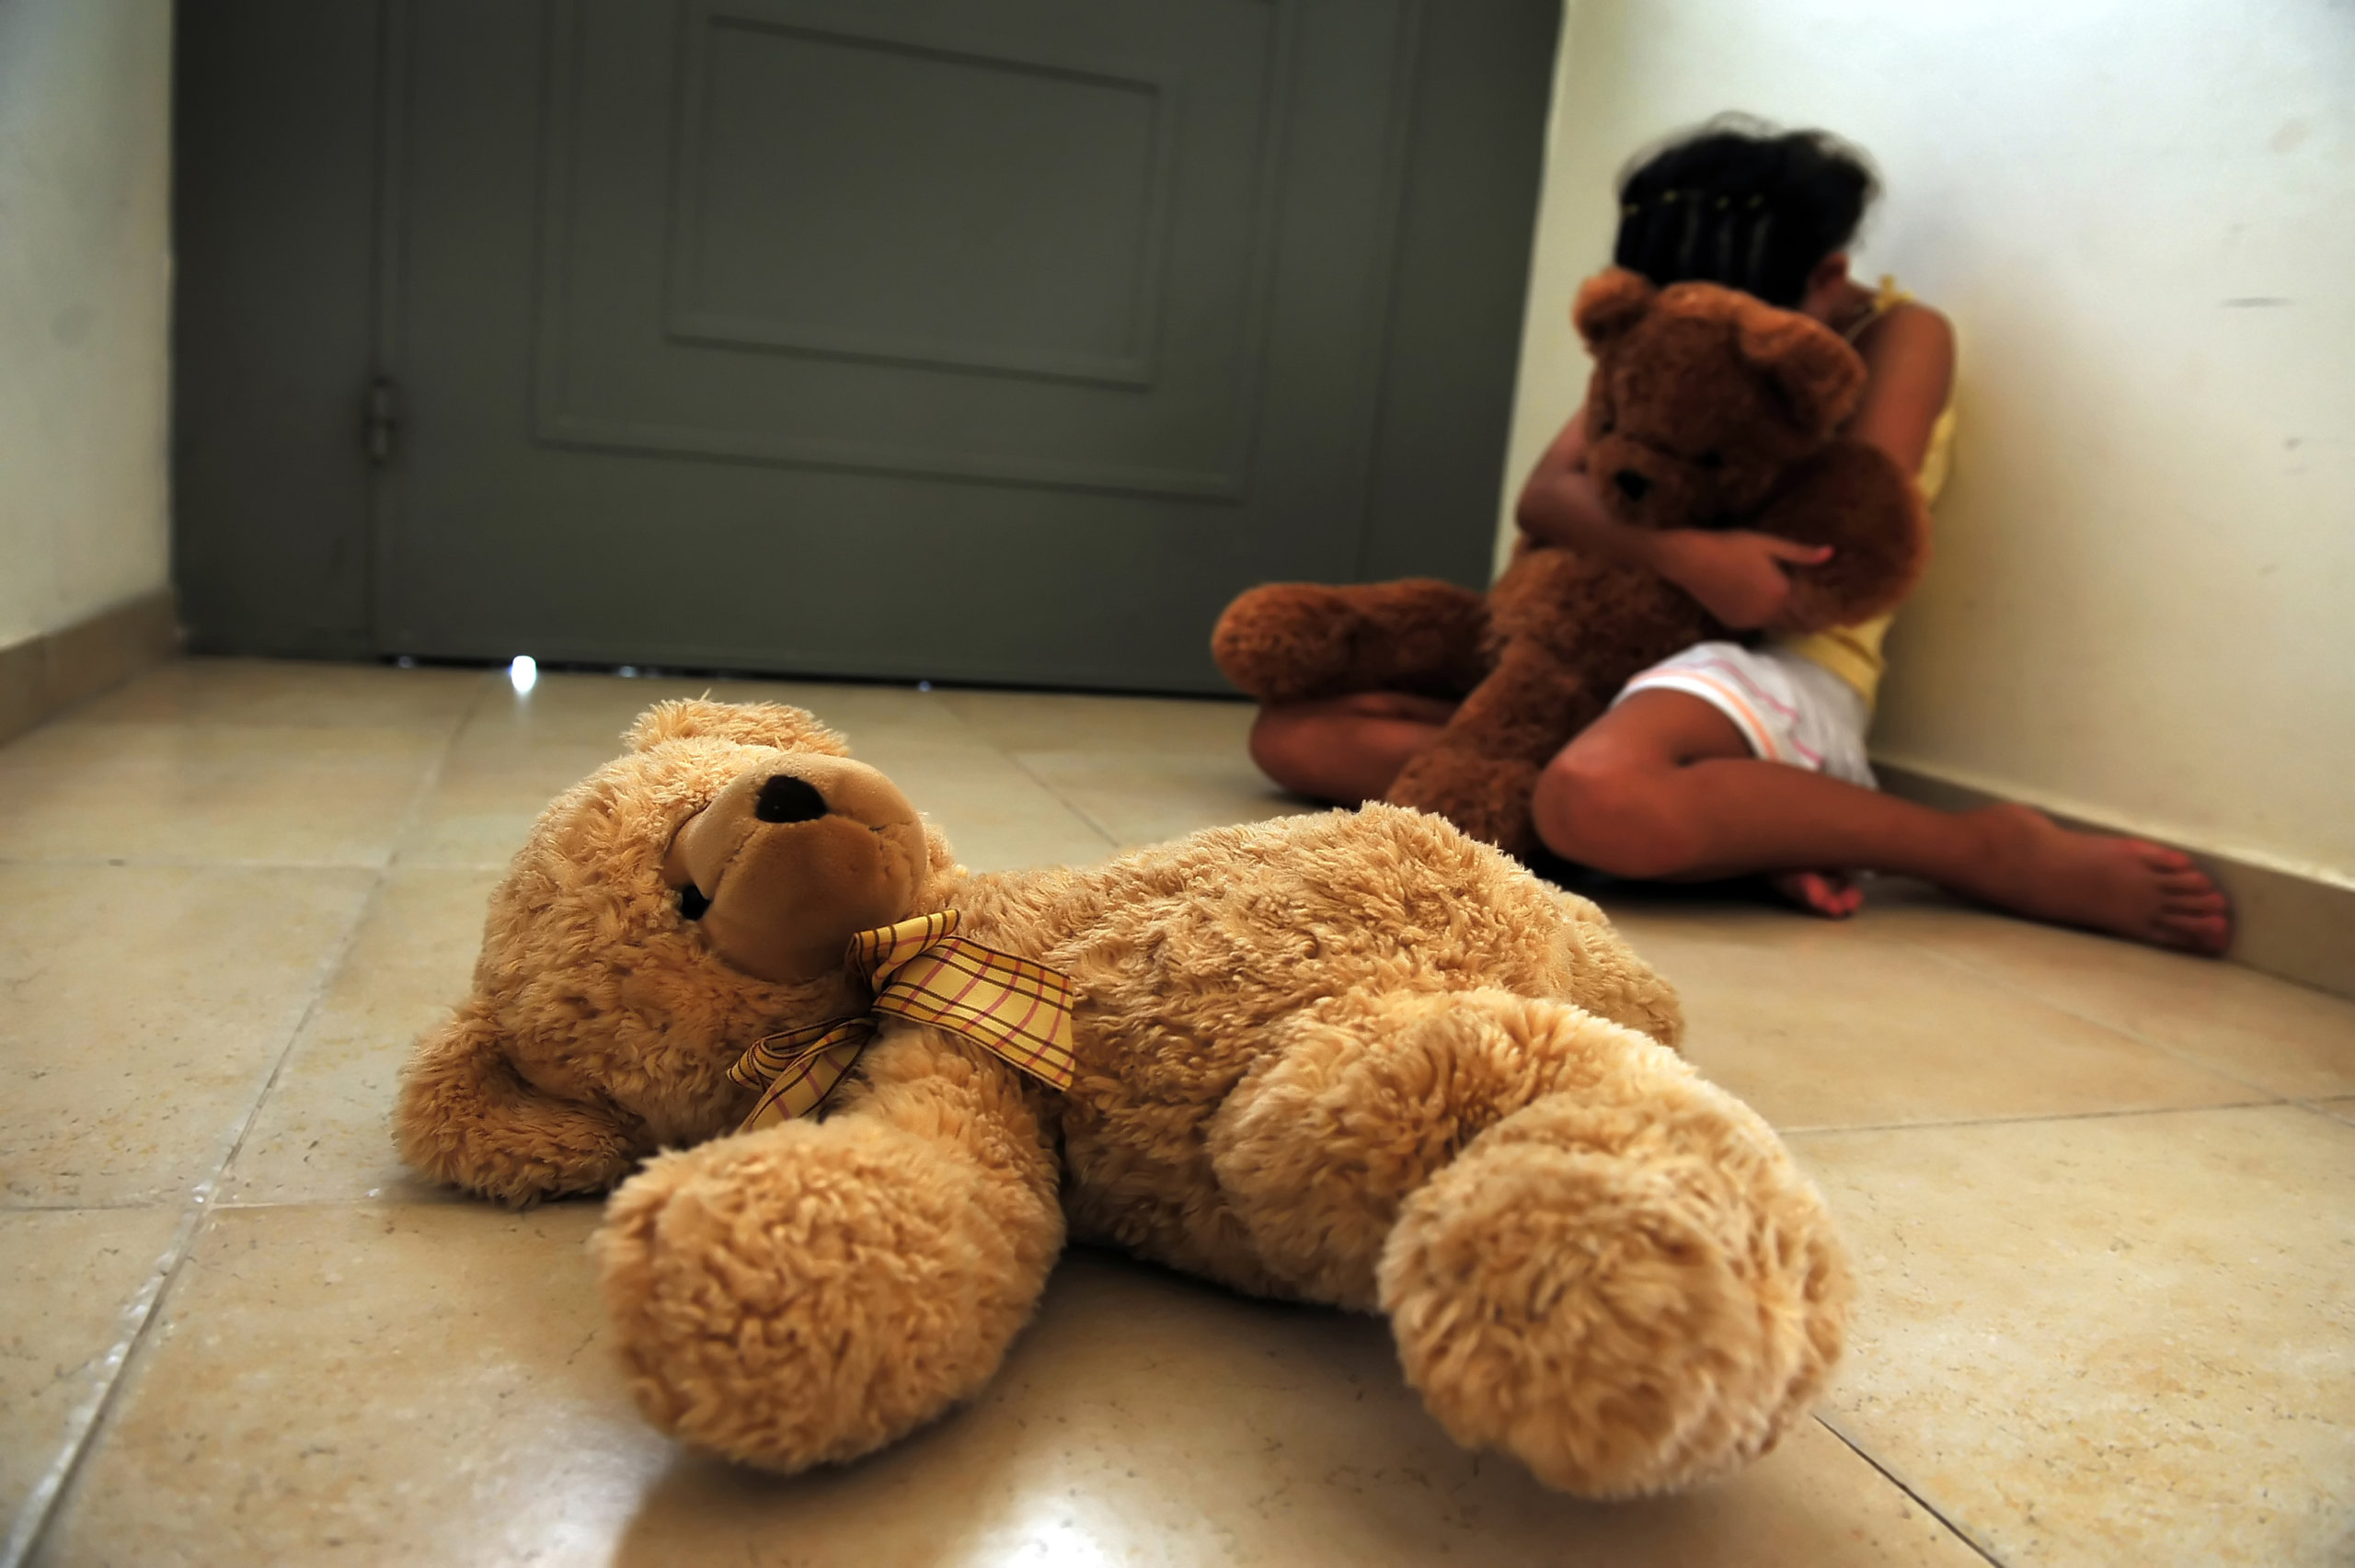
1775, 277, 1955, 707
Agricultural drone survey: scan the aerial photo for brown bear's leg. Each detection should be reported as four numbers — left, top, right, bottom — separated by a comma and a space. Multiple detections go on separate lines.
1384, 641, 1610, 857
1212, 578, 1488, 704
593, 1027, 1063, 1472
1208, 988, 1846, 1497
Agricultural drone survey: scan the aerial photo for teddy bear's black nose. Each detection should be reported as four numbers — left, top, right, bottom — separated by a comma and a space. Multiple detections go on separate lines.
1613, 468, 1652, 502
754, 774, 829, 824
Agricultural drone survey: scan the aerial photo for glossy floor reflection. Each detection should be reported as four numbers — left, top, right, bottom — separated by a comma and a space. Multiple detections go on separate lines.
5, 658, 2349, 1567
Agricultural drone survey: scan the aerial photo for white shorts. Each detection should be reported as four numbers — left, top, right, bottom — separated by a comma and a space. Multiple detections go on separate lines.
1613, 642, 1877, 788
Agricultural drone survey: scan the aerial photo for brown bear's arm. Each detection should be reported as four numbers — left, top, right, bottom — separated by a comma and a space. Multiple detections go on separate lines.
1751, 441, 1930, 635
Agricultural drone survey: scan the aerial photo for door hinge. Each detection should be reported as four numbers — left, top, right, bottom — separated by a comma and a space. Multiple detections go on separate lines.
364, 375, 400, 465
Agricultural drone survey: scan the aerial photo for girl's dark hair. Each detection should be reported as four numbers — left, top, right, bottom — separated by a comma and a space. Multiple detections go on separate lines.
1612, 115, 1879, 308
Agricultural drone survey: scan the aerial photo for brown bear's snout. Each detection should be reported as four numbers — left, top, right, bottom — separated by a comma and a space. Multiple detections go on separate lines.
1612, 469, 1653, 502
755, 774, 828, 824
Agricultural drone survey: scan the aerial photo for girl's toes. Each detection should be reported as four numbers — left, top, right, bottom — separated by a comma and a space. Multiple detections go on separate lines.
2160, 912, 2231, 954
1774, 871, 1861, 920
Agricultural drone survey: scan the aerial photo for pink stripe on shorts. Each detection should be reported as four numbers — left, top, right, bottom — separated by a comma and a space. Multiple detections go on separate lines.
1614, 641, 1877, 787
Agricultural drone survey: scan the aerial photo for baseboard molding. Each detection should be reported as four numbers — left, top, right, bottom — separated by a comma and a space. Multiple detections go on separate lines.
0, 588, 180, 747
1875, 760, 2354, 1003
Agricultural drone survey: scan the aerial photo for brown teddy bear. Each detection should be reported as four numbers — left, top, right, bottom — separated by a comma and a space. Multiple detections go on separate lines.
1214, 268, 1928, 856
395, 698, 1851, 1498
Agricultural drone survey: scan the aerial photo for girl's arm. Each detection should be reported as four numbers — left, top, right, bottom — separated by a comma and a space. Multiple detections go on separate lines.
1844, 303, 1956, 478
1511, 405, 1615, 552
1514, 406, 1832, 630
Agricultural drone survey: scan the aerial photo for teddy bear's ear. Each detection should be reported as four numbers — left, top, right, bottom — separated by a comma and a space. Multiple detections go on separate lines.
1571, 268, 1659, 349
1734, 306, 1867, 441
624, 698, 852, 757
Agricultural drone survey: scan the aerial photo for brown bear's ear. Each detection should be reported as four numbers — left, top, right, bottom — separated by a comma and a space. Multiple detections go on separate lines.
1571, 268, 1659, 349
624, 698, 852, 757
1735, 306, 1867, 440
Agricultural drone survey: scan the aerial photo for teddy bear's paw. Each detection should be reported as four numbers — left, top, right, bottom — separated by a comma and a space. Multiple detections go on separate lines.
1377, 1088, 1850, 1498
1384, 751, 1543, 858
593, 1117, 1062, 1471
393, 1013, 648, 1208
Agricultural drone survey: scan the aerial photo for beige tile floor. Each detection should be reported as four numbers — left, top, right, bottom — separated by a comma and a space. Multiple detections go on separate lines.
3, 657, 2349, 1567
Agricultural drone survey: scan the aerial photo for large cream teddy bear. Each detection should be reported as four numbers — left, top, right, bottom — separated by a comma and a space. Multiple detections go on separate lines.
395, 699, 1848, 1497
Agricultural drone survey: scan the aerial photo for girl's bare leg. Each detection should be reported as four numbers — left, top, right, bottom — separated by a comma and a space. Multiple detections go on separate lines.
1534, 692, 2231, 954
1248, 692, 1458, 805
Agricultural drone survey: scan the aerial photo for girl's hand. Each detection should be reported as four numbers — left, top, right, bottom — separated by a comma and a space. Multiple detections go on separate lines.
1647, 530, 1833, 630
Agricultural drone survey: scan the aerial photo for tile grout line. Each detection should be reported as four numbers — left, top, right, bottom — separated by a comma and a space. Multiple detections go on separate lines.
0, 854, 432, 870
926, 692, 1093, 836
1000, 748, 1124, 855
1812, 1413, 2008, 1566
0, 1205, 204, 1568
1779, 1095, 2287, 1140
0, 678, 487, 1568
2302, 1097, 2355, 1128
1886, 928, 2310, 1105
854, 688, 1126, 856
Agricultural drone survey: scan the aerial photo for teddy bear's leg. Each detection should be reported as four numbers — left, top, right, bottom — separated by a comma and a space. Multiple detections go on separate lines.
1209, 987, 1846, 1497
1384, 641, 1607, 857
592, 1028, 1063, 1473
1212, 578, 1488, 704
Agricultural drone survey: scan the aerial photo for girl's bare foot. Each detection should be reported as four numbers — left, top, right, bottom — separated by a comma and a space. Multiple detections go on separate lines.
1957, 805, 2231, 954
1773, 870, 1865, 920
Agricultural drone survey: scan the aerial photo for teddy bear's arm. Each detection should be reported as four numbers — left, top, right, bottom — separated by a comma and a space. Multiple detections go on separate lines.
393, 1006, 650, 1207
1210, 986, 1848, 1498
592, 1024, 1065, 1474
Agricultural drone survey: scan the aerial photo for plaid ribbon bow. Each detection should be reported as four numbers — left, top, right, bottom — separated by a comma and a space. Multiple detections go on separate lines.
725, 910, 1079, 1131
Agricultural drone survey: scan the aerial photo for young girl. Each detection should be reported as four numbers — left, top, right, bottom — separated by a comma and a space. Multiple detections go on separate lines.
1246, 119, 2229, 955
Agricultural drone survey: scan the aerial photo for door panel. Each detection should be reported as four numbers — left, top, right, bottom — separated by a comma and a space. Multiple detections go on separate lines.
537, 0, 1287, 496
174, 0, 1558, 693
673, 7, 1179, 387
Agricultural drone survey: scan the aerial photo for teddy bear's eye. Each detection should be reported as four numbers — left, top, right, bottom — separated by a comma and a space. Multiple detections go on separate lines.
1694, 450, 1725, 470
678, 884, 711, 921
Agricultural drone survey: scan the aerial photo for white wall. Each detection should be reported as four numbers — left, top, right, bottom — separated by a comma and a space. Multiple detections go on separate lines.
1499, 0, 2355, 883
0, 0, 173, 648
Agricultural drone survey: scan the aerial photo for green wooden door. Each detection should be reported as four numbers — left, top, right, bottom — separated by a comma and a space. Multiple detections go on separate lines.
176, 0, 1558, 692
